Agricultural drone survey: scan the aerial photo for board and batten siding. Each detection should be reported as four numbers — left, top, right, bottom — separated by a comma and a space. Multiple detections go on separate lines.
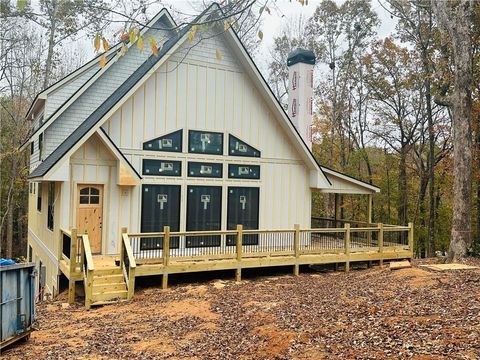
101, 33, 312, 239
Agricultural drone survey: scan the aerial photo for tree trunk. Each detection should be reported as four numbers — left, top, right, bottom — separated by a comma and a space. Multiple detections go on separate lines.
426, 79, 436, 258
418, 172, 429, 257
432, 0, 473, 262
43, 3, 58, 89
476, 105, 480, 252
398, 147, 408, 225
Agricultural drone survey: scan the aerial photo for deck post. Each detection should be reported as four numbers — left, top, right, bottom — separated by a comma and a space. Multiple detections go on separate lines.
408, 222, 414, 258
68, 278, 75, 304
162, 226, 170, 289
378, 223, 384, 267
68, 228, 78, 304
85, 269, 93, 310
235, 224, 243, 282
293, 224, 300, 276
69, 228, 78, 274
128, 267, 136, 300
120, 227, 127, 269
344, 223, 350, 272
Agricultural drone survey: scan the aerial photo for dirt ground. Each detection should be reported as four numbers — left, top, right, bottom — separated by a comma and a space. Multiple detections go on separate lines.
2, 258, 480, 360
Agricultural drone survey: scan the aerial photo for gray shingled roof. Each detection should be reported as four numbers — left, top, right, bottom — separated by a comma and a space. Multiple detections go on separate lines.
29, 5, 214, 179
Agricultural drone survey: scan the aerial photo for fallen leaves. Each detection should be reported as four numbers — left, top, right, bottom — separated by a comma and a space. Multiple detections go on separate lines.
3, 258, 480, 359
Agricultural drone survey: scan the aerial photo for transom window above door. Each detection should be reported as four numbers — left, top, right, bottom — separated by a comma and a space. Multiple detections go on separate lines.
79, 187, 100, 204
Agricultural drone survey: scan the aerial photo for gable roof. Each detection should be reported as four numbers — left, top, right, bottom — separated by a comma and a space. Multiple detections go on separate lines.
28, 4, 378, 194
320, 166, 380, 194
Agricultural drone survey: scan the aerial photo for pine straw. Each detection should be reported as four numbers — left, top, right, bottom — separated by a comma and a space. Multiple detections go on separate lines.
3, 259, 480, 360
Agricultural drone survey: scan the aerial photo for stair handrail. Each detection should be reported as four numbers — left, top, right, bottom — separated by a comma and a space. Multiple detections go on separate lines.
81, 234, 95, 271
121, 232, 136, 299
80, 234, 95, 309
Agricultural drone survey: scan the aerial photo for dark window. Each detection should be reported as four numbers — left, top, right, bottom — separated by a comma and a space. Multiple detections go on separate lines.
47, 182, 54, 230
28, 245, 33, 262
143, 129, 182, 152
188, 130, 223, 155
142, 159, 182, 176
30, 142, 34, 155
227, 187, 260, 246
37, 183, 42, 212
228, 164, 260, 179
38, 133, 43, 160
188, 162, 223, 178
229, 135, 260, 157
141, 185, 180, 250
79, 187, 100, 204
186, 186, 222, 247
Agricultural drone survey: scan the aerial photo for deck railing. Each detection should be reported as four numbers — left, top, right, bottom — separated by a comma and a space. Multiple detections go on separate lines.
125, 222, 413, 267
59, 228, 82, 265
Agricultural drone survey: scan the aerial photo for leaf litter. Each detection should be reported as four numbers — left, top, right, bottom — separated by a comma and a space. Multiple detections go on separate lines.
2, 258, 479, 359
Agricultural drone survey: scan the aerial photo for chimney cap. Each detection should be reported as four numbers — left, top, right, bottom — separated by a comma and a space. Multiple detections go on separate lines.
287, 48, 316, 66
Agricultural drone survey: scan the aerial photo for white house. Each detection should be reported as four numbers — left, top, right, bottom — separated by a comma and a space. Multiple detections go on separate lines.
23, 5, 380, 298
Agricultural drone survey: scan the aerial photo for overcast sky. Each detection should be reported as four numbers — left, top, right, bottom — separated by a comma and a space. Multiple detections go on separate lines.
50, 0, 398, 79
160, 0, 397, 74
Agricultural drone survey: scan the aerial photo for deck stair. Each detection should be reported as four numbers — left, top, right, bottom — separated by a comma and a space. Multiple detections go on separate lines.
90, 257, 128, 306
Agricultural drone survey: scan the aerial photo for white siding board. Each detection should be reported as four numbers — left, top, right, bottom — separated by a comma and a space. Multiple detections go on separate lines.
134, 85, 146, 148
121, 98, 133, 148
156, 71, 167, 136
206, 67, 216, 130
144, 80, 156, 141
196, 66, 207, 130
177, 63, 187, 129
186, 64, 197, 131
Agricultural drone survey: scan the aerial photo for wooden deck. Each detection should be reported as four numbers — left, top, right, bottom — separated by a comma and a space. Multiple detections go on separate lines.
59, 222, 413, 308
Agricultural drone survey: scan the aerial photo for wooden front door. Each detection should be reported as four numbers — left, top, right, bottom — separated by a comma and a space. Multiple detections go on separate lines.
76, 185, 103, 254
